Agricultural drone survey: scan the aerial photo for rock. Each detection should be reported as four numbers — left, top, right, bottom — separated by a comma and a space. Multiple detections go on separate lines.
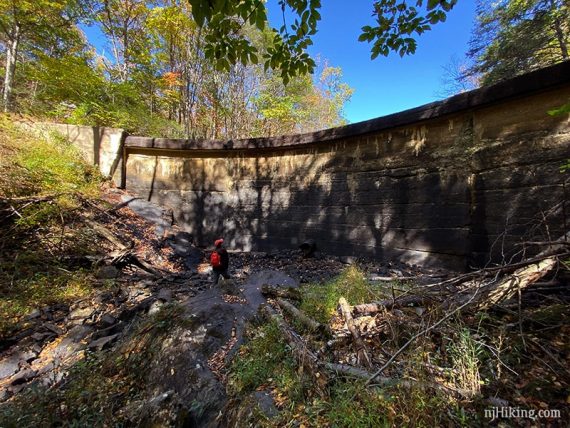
127, 286, 152, 301
252, 391, 278, 418
31, 332, 52, 341
10, 369, 37, 385
93, 291, 114, 304
96, 265, 120, 280
157, 288, 173, 302
92, 321, 124, 339
65, 325, 94, 343
68, 306, 96, 322
392, 309, 405, 317
0, 356, 21, 379
339, 256, 358, 264
148, 300, 164, 316
0, 388, 10, 401
88, 334, 119, 350
35, 361, 55, 376
19, 349, 38, 363
43, 323, 64, 335
414, 307, 426, 316
13, 328, 34, 341
121, 196, 173, 238
488, 397, 509, 407
24, 308, 41, 320
99, 313, 117, 327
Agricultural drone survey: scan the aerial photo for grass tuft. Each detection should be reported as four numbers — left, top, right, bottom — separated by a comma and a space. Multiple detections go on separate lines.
299, 265, 388, 323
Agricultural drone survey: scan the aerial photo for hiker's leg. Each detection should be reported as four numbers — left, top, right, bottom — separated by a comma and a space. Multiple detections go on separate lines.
212, 270, 220, 285
222, 269, 230, 280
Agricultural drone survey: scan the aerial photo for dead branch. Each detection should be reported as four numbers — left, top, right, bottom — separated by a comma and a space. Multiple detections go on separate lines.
447, 256, 558, 310
338, 297, 372, 368
275, 298, 332, 338
365, 285, 482, 384
368, 275, 418, 282
352, 294, 436, 316
260, 304, 328, 397
260, 284, 301, 301
109, 248, 163, 277
84, 218, 130, 250
325, 363, 471, 398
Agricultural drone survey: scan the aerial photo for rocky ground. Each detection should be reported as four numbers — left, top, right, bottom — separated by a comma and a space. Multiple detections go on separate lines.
0, 188, 448, 425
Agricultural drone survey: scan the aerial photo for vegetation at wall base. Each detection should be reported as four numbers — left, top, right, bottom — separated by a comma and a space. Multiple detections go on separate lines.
0, 117, 107, 337
225, 265, 570, 426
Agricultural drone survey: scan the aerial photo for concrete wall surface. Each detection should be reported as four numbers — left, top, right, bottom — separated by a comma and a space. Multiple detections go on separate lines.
16, 121, 125, 186
28, 62, 570, 269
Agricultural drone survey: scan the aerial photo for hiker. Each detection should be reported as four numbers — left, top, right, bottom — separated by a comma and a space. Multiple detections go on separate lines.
210, 238, 230, 285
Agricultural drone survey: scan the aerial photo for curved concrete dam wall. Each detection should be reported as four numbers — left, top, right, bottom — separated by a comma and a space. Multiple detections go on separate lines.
55, 62, 570, 269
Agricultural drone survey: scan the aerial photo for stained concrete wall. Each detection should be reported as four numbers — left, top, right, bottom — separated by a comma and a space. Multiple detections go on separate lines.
122, 62, 570, 269
16, 121, 125, 185
28, 63, 569, 270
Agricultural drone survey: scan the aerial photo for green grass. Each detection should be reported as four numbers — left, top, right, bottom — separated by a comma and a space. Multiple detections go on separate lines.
0, 116, 100, 200
0, 116, 105, 337
228, 320, 453, 427
228, 320, 300, 396
227, 268, 469, 427
299, 265, 391, 323
0, 270, 105, 338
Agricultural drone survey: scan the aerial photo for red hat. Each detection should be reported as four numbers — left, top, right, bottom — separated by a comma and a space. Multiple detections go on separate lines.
214, 239, 224, 247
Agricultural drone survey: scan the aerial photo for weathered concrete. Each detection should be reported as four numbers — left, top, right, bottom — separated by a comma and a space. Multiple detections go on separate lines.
16, 121, 126, 185
122, 62, 570, 269
28, 62, 570, 270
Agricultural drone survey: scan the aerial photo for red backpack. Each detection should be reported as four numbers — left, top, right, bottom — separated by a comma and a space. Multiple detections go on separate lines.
210, 250, 222, 268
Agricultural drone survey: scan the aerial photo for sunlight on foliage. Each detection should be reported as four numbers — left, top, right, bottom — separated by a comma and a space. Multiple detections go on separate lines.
299, 265, 387, 323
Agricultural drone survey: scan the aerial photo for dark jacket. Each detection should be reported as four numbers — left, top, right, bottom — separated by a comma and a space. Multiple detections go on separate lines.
212, 248, 229, 271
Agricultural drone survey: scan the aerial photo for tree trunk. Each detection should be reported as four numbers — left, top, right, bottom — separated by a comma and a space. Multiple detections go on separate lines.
3, 23, 20, 113
260, 305, 328, 397
551, 0, 569, 59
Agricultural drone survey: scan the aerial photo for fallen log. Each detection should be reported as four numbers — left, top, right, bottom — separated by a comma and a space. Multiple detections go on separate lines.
276, 298, 332, 338
368, 275, 418, 282
260, 305, 328, 397
325, 363, 471, 397
84, 219, 130, 250
352, 294, 436, 316
338, 297, 372, 368
260, 284, 301, 300
446, 256, 558, 310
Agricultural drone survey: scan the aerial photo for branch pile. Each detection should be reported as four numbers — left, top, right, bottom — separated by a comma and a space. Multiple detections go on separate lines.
260, 246, 569, 401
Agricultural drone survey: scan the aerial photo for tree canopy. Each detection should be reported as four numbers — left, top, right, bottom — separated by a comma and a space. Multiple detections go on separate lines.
188, 0, 458, 83
0, 0, 358, 138
463, 0, 569, 86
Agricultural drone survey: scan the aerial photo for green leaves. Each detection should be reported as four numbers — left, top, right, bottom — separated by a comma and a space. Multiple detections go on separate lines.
188, 0, 457, 82
360, 0, 457, 59
465, 0, 569, 86
188, 0, 320, 84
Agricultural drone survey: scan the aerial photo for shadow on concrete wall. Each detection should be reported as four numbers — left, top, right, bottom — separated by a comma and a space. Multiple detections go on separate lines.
133, 137, 569, 271
133, 147, 461, 268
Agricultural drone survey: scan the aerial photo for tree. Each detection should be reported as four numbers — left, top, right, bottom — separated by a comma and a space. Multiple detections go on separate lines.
464, 0, 569, 86
253, 62, 353, 136
0, 0, 83, 112
86, 0, 156, 83
187, 0, 458, 83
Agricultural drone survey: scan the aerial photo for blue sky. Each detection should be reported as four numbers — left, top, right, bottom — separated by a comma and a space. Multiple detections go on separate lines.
267, 0, 477, 123
84, 0, 477, 125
